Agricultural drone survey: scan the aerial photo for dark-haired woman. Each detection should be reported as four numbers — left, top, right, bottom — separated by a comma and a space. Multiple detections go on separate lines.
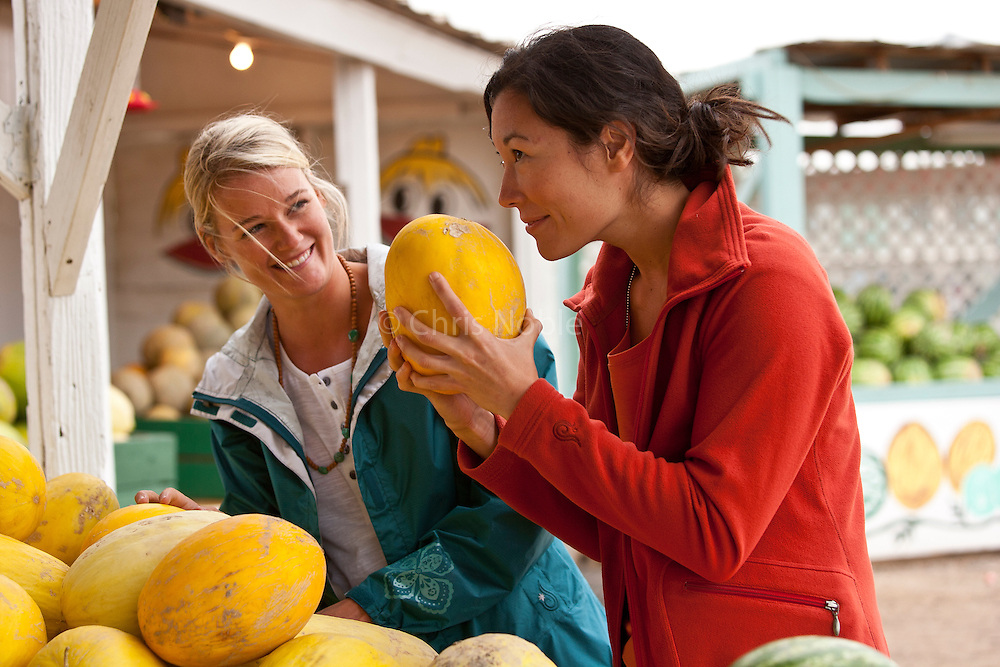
383, 24, 889, 667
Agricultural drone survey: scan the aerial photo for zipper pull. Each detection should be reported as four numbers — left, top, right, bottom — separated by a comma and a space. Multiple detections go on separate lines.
825, 600, 841, 636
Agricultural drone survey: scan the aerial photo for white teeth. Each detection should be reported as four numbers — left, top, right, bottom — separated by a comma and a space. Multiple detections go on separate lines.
285, 247, 312, 268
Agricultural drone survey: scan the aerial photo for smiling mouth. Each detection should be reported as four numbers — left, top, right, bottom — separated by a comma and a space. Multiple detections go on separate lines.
282, 246, 313, 268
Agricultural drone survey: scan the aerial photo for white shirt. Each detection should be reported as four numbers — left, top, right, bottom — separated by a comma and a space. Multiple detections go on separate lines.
279, 346, 388, 598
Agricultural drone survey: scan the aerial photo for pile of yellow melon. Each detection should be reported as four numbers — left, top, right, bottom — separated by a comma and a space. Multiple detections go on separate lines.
0, 436, 553, 666
111, 274, 263, 423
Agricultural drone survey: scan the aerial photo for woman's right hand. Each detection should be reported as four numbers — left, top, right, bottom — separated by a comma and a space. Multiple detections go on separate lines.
134, 487, 216, 511
378, 310, 499, 458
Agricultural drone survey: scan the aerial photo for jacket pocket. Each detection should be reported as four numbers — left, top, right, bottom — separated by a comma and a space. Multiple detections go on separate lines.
684, 580, 841, 637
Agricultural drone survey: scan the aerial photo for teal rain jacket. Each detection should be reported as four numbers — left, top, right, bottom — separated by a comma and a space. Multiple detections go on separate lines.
190, 245, 610, 665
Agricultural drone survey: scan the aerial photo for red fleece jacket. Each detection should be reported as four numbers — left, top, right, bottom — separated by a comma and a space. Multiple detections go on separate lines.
459, 169, 888, 666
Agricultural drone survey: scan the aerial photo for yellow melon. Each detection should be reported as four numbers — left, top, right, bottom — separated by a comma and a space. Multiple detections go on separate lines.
294, 614, 438, 667
26, 625, 167, 666
137, 513, 326, 667
63, 509, 228, 636
109, 383, 137, 442
259, 633, 401, 666
947, 420, 995, 491
0, 534, 69, 639
24, 472, 120, 565
0, 376, 16, 424
0, 436, 46, 541
885, 423, 943, 510
430, 633, 555, 666
0, 341, 26, 421
384, 215, 526, 378
0, 573, 46, 667
81, 502, 185, 552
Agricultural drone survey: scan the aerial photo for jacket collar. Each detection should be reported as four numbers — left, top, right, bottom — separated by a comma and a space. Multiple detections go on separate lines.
564, 166, 750, 327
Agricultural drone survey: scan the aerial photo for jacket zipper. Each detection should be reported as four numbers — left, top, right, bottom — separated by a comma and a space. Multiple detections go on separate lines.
684, 581, 841, 636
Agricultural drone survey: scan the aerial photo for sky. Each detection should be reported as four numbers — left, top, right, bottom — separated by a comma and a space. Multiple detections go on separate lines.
405, 0, 1000, 74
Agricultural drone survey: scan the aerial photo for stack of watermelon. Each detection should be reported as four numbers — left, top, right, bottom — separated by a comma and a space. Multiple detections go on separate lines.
833, 284, 1000, 386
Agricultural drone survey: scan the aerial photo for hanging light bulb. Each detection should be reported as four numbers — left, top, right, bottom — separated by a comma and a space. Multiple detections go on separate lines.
229, 41, 254, 71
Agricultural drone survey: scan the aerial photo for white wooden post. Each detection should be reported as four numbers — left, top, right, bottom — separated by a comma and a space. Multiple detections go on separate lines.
334, 59, 381, 246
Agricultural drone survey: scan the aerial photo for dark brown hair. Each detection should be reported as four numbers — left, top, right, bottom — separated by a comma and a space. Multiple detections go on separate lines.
484, 25, 788, 183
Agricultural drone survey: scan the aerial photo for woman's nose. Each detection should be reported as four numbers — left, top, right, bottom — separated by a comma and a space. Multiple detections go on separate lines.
497, 167, 519, 209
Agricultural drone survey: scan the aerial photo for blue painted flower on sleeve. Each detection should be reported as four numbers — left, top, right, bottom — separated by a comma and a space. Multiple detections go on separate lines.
385, 543, 455, 614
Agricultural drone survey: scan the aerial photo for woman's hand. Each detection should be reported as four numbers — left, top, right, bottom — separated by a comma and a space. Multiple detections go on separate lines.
388, 272, 542, 420
317, 598, 372, 622
379, 310, 499, 458
134, 487, 216, 511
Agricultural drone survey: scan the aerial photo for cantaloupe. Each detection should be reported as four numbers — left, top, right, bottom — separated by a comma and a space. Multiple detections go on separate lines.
26, 625, 167, 666
259, 633, 401, 666
141, 324, 198, 369
0, 436, 46, 541
147, 363, 196, 413
0, 573, 46, 667
384, 215, 525, 379
24, 472, 119, 565
215, 275, 262, 320
137, 513, 326, 667
430, 634, 555, 666
63, 510, 228, 636
0, 533, 69, 639
295, 614, 438, 667
112, 364, 155, 416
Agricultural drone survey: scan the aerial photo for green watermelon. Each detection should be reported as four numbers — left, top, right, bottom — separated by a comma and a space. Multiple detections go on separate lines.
886, 306, 925, 342
962, 322, 1000, 361
0, 340, 26, 421
854, 285, 894, 328
934, 356, 984, 382
728, 635, 898, 667
908, 321, 956, 362
855, 328, 903, 366
902, 287, 948, 322
851, 358, 893, 386
982, 352, 1000, 378
891, 356, 934, 384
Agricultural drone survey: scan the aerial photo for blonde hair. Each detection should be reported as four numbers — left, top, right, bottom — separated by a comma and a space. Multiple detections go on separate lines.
183, 112, 350, 275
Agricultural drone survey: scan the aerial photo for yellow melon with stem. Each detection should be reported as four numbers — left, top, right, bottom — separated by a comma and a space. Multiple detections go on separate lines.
384, 215, 525, 384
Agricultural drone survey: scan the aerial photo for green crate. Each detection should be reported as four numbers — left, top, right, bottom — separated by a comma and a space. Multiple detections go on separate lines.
134, 417, 223, 500
114, 431, 178, 507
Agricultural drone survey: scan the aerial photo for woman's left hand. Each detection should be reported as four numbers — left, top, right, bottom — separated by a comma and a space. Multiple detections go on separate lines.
317, 598, 372, 622
388, 271, 542, 420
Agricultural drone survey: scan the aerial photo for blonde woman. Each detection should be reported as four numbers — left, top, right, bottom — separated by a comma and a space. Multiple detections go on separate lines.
137, 112, 611, 665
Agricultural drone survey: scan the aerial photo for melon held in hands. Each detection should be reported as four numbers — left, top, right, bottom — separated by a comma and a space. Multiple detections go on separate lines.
384, 214, 526, 377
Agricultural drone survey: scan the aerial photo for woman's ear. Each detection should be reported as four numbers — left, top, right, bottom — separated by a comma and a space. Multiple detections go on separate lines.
201, 233, 227, 267
601, 120, 636, 171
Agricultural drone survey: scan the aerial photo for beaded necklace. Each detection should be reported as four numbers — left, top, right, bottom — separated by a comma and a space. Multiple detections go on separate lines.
272, 254, 360, 474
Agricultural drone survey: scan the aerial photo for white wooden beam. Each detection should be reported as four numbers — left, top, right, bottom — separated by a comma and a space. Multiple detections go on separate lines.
14, 0, 114, 480
43, 0, 157, 296
334, 59, 382, 246
0, 98, 31, 200
172, 0, 501, 94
